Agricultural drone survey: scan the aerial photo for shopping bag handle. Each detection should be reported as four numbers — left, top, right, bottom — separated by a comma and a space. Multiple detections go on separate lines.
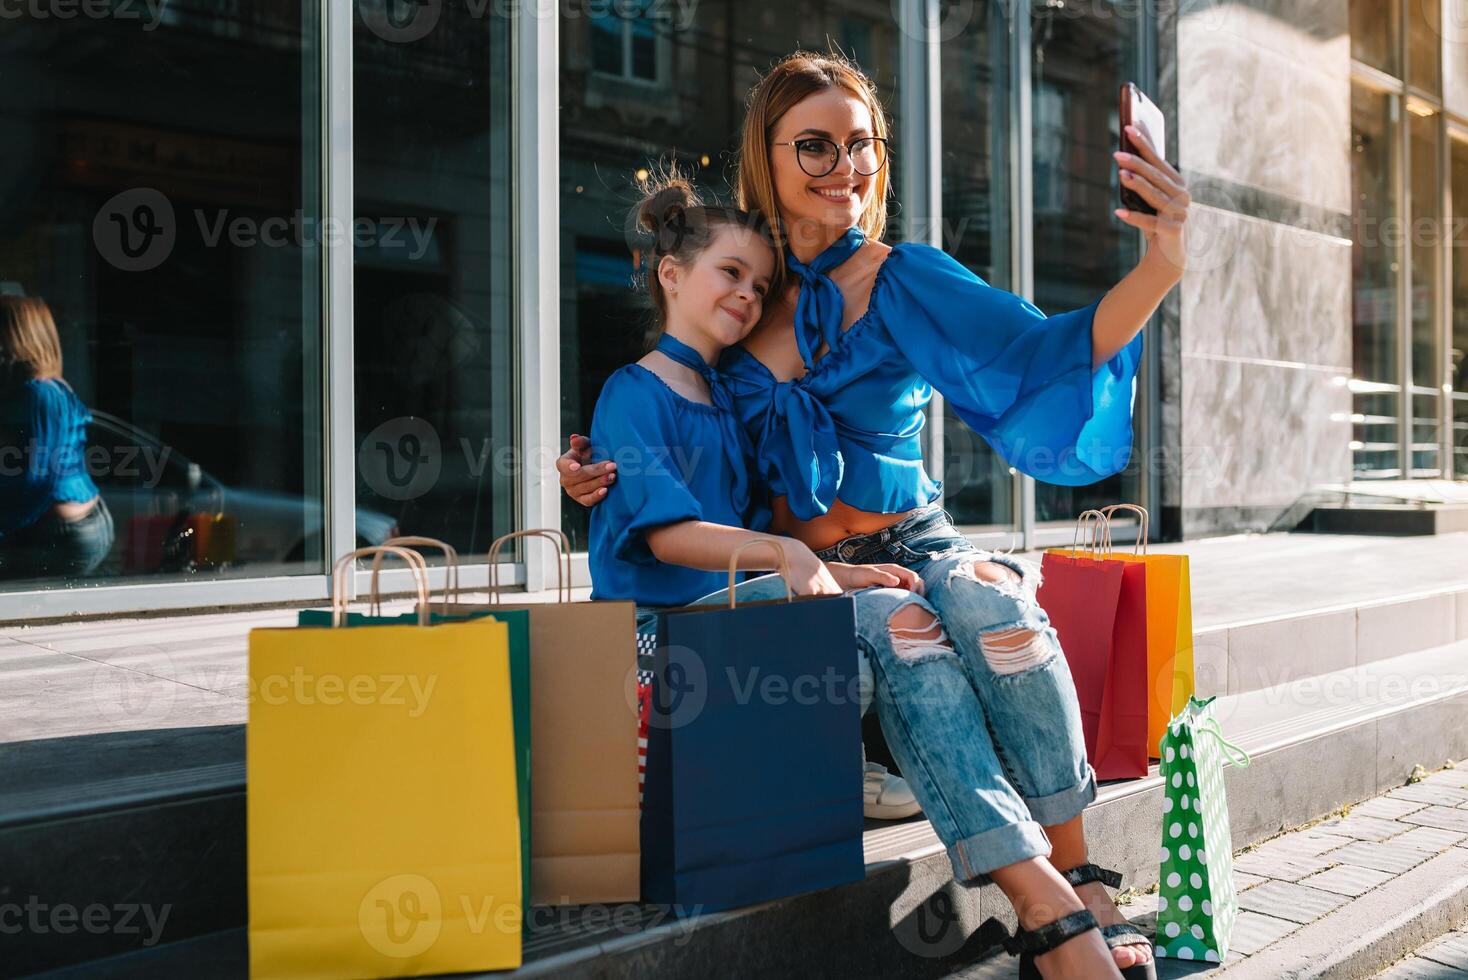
1069, 509, 1110, 559
1098, 504, 1149, 556
1199, 718, 1252, 769
330, 546, 431, 627
375, 536, 460, 614
727, 538, 794, 609
487, 529, 572, 604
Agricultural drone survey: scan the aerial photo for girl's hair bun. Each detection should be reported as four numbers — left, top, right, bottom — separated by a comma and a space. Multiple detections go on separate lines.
636, 173, 702, 257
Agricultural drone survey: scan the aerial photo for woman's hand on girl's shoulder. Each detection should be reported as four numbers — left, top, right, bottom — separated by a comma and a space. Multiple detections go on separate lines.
557, 433, 614, 507
824, 561, 924, 595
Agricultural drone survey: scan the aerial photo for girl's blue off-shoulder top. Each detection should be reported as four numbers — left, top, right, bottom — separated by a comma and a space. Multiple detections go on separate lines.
588, 334, 767, 606
0, 378, 101, 537
720, 228, 1144, 520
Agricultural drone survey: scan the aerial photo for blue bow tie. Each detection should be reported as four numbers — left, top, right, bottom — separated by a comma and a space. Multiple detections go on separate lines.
653, 332, 754, 517
785, 226, 866, 371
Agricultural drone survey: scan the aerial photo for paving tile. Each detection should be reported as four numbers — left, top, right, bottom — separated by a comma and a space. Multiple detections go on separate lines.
1402, 806, 1468, 834
1312, 814, 1412, 843
1424, 767, 1468, 790
1235, 879, 1350, 925
1350, 796, 1431, 820
1233, 871, 1269, 891
1328, 839, 1438, 875
1389, 826, 1468, 852
1232, 851, 1338, 882
1297, 862, 1395, 898
1389, 783, 1468, 807
1226, 909, 1300, 956
1376, 956, 1468, 979
1418, 930, 1468, 970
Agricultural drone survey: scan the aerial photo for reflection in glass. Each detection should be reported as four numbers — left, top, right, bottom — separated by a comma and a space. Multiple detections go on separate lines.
1451, 134, 1468, 477
1352, 0, 1403, 77
1350, 86, 1402, 479
353, 5, 516, 562
1031, 3, 1143, 524
558, 4, 901, 549
0, 6, 324, 587
939, 0, 1013, 529
1409, 110, 1440, 476
1408, 0, 1442, 95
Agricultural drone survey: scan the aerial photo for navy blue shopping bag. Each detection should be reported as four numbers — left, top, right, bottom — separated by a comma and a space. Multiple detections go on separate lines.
641, 585, 865, 913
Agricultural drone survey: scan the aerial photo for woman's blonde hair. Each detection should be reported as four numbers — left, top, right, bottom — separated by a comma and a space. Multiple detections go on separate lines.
735, 50, 892, 270
0, 296, 63, 383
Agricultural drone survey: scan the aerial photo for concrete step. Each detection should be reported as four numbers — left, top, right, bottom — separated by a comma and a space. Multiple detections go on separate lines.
10, 629, 1466, 978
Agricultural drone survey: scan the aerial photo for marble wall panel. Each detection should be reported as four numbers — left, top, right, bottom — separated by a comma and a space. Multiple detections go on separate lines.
1178, 1, 1351, 215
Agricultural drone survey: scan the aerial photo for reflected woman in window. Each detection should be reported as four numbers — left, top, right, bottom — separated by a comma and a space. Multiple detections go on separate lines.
563, 51, 1188, 980
0, 296, 114, 580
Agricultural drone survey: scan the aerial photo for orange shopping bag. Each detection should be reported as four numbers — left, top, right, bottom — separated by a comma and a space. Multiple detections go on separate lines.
1047, 504, 1195, 759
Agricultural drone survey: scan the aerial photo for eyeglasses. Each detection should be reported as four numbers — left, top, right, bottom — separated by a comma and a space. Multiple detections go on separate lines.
774, 136, 890, 178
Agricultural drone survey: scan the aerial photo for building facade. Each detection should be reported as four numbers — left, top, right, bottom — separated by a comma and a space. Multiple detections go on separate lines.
0, 0, 1462, 619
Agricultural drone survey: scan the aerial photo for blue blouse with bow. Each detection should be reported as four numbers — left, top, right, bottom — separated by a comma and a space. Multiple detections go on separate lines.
588, 333, 767, 606
719, 228, 1144, 521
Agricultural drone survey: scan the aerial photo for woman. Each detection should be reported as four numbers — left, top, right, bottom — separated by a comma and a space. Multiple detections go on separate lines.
562, 52, 1188, 980
0, 296, 114, 580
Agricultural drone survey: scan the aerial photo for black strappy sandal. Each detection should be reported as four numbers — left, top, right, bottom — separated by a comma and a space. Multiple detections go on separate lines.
1060, 863, 1157, 980
976, 908, 1103, 980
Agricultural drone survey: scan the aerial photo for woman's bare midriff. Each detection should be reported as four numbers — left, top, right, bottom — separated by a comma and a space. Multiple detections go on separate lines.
769, 495, 922, 553
51, 497, 98, 521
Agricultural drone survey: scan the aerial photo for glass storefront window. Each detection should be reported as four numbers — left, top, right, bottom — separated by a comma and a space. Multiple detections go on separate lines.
1030, 0, 1143, 523
1353, 0, 1403, 77
557, 4, 901, 550
0, 6, 324, 588
1408, 0, 1443, 95
940, 0, 1013, 529
1350, 85, 1403, 479
352, 3, 517, 563
1451, 133, 1468, 478
1409, 109, 1441, 476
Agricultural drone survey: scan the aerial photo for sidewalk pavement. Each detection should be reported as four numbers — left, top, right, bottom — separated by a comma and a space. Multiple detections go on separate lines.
949, 759, 1468, 978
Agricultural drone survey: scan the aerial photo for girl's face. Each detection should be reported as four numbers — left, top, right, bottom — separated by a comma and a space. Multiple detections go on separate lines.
659, 224, 775, 351
768, 86, 877, 246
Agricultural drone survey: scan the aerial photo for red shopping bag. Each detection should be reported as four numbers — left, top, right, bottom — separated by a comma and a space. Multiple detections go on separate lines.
1037, 511, 1149, 780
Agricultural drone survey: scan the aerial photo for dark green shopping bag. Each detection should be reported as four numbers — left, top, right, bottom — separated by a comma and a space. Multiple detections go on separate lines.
297, 539, 534, 910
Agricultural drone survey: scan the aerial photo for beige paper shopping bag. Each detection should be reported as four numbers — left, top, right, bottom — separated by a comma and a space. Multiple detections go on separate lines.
428, 529, 640, 905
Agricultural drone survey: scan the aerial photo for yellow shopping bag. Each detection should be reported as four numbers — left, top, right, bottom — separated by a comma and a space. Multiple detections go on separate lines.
1045, 505, 1195, 759
248, 546, 521, 979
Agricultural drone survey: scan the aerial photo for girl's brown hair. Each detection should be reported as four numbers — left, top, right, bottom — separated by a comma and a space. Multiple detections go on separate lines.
735, 50, 892, 269
632, 167, 773, 336
0, 296, 63, 384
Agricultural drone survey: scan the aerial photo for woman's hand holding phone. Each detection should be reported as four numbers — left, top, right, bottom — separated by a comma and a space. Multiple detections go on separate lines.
1114, 121, 1191, 274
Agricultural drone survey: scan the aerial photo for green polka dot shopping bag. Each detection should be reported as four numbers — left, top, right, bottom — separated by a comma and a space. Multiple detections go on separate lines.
1154, 694, 1251, 964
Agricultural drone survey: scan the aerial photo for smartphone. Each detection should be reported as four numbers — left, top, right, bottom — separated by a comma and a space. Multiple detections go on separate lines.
1119, 82, 1167, 215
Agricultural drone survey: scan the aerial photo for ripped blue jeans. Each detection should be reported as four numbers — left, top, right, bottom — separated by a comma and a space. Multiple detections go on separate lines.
816, 504, 1096, 884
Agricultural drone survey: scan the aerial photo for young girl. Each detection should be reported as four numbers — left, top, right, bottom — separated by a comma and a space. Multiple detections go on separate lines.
589, 173, 924, 821
588, 173, 917, 607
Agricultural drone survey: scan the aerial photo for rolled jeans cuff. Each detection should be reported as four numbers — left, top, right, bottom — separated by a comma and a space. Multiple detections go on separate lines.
948, 818, 1053, 882
1023, 763, 1098, 827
